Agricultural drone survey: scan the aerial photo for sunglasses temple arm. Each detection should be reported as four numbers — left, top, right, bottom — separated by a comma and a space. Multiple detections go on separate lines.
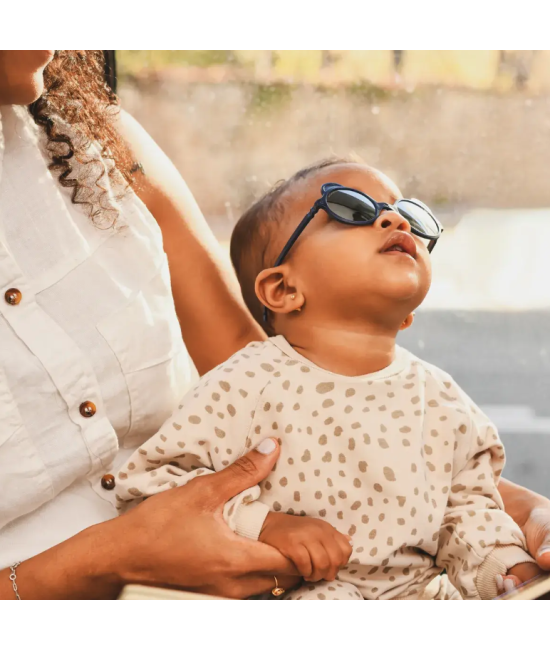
272, 203, 322, 267
263, 202, 322, 323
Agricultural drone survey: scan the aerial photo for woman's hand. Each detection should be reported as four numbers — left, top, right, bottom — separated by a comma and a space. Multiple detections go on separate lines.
259, 512, 353, 583
112, 438, 301, 598
0, 439, 299, 599
498, 478, 550, 570
522, 505, 550, 570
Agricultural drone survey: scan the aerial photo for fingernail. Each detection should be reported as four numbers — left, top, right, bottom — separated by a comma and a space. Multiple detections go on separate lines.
537, 546, 550, 558
504, 578, 515, 593
256, 438, 277, 455
495, 575, 504, 592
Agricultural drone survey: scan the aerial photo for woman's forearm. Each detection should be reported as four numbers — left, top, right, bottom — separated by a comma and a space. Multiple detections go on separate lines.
117, 110, 266, 376
0, 517, 124, 600
0, 443, 305, 600
499, 477, 550, 529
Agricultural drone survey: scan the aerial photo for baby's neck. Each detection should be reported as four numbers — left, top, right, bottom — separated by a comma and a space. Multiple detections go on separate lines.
281, 322, 398, 377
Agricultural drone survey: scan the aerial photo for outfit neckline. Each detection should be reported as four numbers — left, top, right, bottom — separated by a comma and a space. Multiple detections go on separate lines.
269, 335, 410, 382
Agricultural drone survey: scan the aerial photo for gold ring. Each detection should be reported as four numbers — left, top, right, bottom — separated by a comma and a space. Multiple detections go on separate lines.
272, 576, 285, 597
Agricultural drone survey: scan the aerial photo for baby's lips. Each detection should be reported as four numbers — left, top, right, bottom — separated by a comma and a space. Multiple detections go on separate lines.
380, 231, 418, 259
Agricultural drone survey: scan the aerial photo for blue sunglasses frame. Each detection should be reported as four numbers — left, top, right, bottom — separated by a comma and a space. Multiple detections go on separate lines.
263, 182, 443, 323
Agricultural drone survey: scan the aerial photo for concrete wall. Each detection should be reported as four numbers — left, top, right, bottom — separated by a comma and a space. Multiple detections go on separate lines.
119, 79, 550, 219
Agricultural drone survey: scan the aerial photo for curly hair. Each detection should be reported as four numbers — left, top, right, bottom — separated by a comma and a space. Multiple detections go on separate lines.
28, 50, 135, 227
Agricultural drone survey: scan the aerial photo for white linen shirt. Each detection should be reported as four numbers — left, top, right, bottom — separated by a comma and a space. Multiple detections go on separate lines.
0, 105, 193, 568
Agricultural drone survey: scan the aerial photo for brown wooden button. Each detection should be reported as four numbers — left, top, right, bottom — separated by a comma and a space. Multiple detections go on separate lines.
5, 288, 22, 305
79, 401, 97, 418
101, 474, 116, 490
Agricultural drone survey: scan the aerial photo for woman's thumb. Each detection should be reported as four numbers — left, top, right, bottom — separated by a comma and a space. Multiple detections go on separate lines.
535, 533, 550, 570
524, 505, 550, 570
204, 438, 280, 506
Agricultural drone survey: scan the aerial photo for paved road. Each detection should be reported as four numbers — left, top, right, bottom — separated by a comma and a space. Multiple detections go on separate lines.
399, 310, 550, 496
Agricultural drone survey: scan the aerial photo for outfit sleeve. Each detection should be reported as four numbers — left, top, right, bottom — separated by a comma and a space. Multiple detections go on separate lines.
114, 358, 271, 541
436, 397, 536, 600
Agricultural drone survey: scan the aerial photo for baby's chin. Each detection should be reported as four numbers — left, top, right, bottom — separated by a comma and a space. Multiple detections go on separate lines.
365, 275, 429, 311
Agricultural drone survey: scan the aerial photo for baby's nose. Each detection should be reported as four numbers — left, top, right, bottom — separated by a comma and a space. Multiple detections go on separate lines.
375, 207, 412, 233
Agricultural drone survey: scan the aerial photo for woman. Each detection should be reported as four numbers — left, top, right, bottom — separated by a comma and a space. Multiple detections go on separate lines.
0, 50, 548, 599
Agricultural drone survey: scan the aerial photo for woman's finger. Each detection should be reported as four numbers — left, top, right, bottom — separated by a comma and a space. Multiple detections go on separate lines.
231, 537, 300, 576
243, 572, 301, 598
203, 572, 301, 600
200, 438, 281, 509
525, 506, 550, 570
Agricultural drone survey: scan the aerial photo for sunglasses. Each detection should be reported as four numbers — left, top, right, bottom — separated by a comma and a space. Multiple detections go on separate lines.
263, 182, 443, 323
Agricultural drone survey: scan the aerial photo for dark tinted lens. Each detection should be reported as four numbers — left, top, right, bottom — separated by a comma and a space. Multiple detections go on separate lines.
396, 200, 439, 236
327, 189, 377, 223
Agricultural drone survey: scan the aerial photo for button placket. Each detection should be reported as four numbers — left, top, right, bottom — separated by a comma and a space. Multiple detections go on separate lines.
0, 239, 118, 477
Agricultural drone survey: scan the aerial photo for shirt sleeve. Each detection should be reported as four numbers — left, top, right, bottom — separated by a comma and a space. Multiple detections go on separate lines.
114, 353, 271, 541
436, 396, 536, 600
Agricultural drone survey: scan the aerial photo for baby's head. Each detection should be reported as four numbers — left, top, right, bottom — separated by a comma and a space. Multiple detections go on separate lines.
230, 158, 436, 337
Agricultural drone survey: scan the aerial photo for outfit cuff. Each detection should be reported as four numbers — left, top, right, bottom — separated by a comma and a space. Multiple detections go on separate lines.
234, 501, 270, 541
476, 545, 537, 600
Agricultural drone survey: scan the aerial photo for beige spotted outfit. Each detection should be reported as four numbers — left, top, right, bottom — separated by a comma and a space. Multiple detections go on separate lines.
115, 336, 536, 600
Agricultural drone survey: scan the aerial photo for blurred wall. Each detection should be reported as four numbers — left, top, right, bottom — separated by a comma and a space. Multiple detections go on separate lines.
119, 77, 550, 218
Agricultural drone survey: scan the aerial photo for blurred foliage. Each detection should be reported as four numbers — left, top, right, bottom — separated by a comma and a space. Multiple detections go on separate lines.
248, 83, 294, 114
347, 80, 396, 103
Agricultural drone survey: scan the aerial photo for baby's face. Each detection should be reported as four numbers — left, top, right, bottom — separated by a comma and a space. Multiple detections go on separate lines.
270, 163, 433, 327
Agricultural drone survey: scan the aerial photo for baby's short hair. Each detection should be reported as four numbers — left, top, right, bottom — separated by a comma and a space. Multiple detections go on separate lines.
230, 155, 361, 334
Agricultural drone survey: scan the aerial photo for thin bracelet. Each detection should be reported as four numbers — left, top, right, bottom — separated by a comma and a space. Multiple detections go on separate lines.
9, 562, 21, 600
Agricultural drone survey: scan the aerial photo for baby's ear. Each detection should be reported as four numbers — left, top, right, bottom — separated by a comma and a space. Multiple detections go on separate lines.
255, 267, 304, 316
399, 312, 415, 331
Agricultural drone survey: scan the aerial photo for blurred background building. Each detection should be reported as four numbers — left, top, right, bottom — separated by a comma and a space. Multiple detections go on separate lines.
118, 50, 550, 90
116, 51, 550, 495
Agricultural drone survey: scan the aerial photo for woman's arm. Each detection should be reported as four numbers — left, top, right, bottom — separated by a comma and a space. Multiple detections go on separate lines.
117, 110, 265, 376
499, 477, 550, 569
0, 442, 298, 599
0, 516, 121, 599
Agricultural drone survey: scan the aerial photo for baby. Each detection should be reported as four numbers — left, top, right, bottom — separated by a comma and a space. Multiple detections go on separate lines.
114, 158, 539, 600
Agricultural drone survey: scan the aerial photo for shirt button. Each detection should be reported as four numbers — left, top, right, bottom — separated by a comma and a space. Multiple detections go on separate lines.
101, 474, 116, 490
4, 288, 22, 305
79, 401, 97, 418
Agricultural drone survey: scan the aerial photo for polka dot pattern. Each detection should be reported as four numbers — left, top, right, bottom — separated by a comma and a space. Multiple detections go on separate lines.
114, 337, 520, 600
